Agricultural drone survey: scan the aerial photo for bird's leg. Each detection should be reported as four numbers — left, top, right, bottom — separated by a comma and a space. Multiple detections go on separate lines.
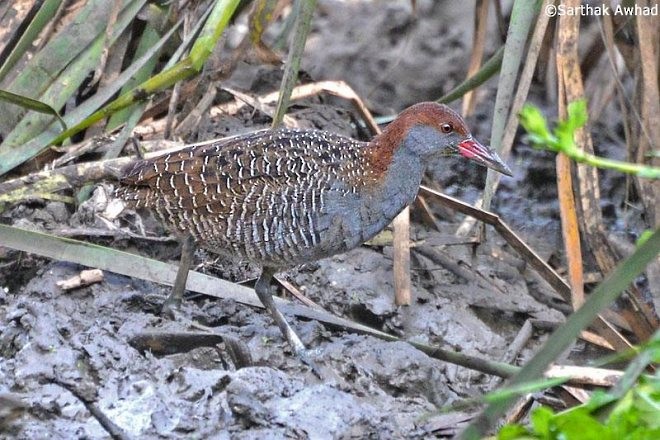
255, 268, 323, 377
255, 268, 307, 356
162, 234, 195, 317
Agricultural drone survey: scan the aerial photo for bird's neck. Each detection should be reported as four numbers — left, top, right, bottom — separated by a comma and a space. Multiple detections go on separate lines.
362, 131, 426, 223
364, 115, 415, 176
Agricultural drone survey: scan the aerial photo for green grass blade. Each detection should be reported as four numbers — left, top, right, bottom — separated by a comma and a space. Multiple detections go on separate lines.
436, 46, 504, 104
0, 8, 177, 177
189, 0, 241, 70
3, 35, 105, 147
165, 4, 215, 70
77, 8, 172, 204
272, 0, 318, 127
0, 61, 194, 180
48, 0, 240, 147
64, 15, 180, 132
0, 89, 66, 130
0, 0, 237, 178
107, 8, 171, 131
434, 376, 571, 415
0, 0, 147, 177
0, 0, 61, 84
50, 59, 198, 146
605, 330, 659, 401
481, 0, 542, 213
0, 0, 134, 134
489, 0, 541, 151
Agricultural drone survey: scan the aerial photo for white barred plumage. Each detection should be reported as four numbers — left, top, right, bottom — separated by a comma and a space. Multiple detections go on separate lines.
115, 102, 511, 365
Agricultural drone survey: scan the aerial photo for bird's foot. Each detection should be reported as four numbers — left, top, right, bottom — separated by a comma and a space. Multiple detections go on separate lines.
294, 347, 323, 379
285, 330, 323, 379
160, 295, 183, 320
223, 335, 254, 369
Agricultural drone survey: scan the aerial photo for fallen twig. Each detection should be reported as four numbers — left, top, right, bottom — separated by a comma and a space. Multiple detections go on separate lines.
51, 377, 130, 440
420, 186, 632, 352
56, 269, 104, 290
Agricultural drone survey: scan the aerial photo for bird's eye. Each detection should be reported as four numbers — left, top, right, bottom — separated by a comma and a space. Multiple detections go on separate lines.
441, 123, 453, 133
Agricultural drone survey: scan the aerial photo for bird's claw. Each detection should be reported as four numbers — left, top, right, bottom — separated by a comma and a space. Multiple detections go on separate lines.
160, 296, 183, 320
292, 346, 323, 379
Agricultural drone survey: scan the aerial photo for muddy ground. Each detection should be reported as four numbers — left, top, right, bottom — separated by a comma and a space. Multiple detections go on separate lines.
0, 1, 649, 439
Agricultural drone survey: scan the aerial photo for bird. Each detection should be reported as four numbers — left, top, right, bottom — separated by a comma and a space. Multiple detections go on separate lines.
116, 102, 512, 365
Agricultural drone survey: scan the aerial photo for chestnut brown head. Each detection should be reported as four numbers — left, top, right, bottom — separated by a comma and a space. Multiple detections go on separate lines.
389, 102, 513, 176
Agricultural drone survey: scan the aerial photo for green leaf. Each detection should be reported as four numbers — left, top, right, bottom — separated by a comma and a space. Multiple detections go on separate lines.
530, 406, 554, 438
494, 332, 660, 439
567, 99, 588, 130
518, 104, 558, 151
553, 408, 611, 440
497, 424, 532, 439
554, 99, 588, 155
519, 105, 550, 137
517, 102, 660, 178
629, 380, 660, 429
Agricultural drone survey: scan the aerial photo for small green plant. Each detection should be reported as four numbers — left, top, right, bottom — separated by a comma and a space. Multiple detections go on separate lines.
496, 333, 660, 440
518, 100, 660, 179
497, 378, 660, 440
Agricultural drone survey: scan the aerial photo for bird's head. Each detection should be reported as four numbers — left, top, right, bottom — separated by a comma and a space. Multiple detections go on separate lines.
378, 102, 513, 177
